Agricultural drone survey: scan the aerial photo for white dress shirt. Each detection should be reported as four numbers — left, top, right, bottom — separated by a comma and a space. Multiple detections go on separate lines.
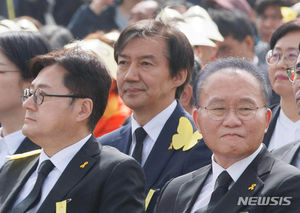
129, 100, 177, 166
191, 144, 263, 212
13, 134, 92, 213
268, 109, 300, 151
0, 128, 26, 169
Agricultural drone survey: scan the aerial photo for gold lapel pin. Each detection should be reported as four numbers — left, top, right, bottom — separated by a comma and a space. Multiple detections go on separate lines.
80, 161, 88, 168
248, 184, 256, 191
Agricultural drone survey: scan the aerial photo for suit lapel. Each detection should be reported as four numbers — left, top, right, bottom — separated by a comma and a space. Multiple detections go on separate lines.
37, 137, 100, 213
176, 165, 211, 213
0, 155, 39, 212
211, 147, 272, 213
14, 137, 40, 154
143, 104, 186, 191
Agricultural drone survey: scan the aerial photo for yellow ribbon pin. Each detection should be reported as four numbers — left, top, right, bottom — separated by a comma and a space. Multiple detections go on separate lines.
169, 117, 202, 151
80, 161, 88, 168
248, 184, 256, 191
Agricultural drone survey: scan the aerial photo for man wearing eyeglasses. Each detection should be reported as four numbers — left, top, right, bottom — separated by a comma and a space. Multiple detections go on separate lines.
272, 43, 300, 168
0, 48, 145, 213
154, 58, 300, 213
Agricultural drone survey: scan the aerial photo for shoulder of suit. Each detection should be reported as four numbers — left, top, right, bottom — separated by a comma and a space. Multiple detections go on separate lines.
7, 149, 41, 160
101, 145, 133, 162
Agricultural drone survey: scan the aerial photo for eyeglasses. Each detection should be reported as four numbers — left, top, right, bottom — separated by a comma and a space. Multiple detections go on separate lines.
266, 49, 299, 66
286, 65, 300, 82
22, 88, 88, 105
197, 105, 266, 121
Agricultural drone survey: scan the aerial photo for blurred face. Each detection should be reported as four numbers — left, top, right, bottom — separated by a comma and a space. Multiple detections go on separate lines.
117, 37, 185, 117
216, 36, 252, 59
22, 64, 77, 142
129, 1, 158, 24
293, 55, 300, 114
256, 6, 283, 42
193, 69, 271, 167
268, 31, 300, 97
0, 50, 27, 119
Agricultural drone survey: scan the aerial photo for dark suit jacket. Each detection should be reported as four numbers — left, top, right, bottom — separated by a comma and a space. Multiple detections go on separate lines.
154, 146, 300, 213
0, 137, 40, 173
262, 104, 280, 147
272, 140, 300, 167
98, 103, 212, 212
0, 136, 145, 213
14, 137, 40, 154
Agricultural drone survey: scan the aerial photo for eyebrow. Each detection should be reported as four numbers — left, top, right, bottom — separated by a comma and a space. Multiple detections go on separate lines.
118, 54, 156, 60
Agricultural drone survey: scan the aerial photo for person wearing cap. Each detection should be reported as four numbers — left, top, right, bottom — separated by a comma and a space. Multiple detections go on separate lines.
98, 19, 212, 212
154, 57, 300, 213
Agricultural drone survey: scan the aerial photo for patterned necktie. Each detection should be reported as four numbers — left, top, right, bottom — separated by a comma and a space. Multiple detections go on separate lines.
11, 160, 54, 213
132, 127, 147, 164
207, 170, 233, 209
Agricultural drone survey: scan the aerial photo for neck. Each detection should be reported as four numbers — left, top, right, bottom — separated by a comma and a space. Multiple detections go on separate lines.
280, 96, 300, 122
32, 128, 91, 157
133, 100, 174, 126
0, 108, 25, 136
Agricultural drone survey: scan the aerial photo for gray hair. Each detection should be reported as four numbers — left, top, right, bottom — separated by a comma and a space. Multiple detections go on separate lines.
193, 57, 271, 107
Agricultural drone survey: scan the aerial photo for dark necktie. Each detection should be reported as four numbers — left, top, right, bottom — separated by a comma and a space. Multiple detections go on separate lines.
132, 127, 147, 164
207, 170, 233, 209
11, 160, 55, 213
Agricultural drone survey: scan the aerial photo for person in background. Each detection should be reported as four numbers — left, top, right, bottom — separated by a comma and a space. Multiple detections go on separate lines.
271, 41, 300, 168
263, 19, 300, 150
68, 0, 141, 39
98, 19, 212, 212
154, 57, 300, 213
39, 25, 74, 50
0, 47, 145, 213
129, 0, 160, 24
210, 9, 279, 106
0, 31, 50, 171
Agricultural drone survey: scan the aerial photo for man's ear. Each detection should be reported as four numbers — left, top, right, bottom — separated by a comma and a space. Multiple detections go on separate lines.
173, 69, 187, 87
244, 35, 254, 51
264, 108, 272, 133
75, 98, 93, 122
179, 84, 193, 113
193, 108, 202, 134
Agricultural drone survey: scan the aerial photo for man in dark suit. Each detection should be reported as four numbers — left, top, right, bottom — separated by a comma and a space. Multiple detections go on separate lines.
98, 20, 212, 212
0, 47, 145, 213
154, 58, 300, 213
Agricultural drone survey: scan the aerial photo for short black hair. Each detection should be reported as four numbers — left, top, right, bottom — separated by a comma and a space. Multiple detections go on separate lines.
255, 0, 290, 16
210, 9, 255, 42
0, 31, 50, 81
30, 47, 112, 131
270, 19, 300, 49
194, 58, 270, 107
114, 19, 194, 99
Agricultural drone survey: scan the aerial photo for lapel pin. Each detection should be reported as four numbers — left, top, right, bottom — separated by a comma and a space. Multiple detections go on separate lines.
80, 161, 88, 168
248, 184, 256, 191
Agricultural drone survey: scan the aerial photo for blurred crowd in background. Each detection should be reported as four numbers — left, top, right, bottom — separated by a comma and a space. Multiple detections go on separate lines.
0, 0, 300, 137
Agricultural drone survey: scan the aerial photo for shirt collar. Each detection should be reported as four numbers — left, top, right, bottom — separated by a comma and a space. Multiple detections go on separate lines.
278, 108, 300, 127
131, 100, 177, 142
0, 128, 26, 155
212, 144, 263, 184
38, 134, 92, 172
